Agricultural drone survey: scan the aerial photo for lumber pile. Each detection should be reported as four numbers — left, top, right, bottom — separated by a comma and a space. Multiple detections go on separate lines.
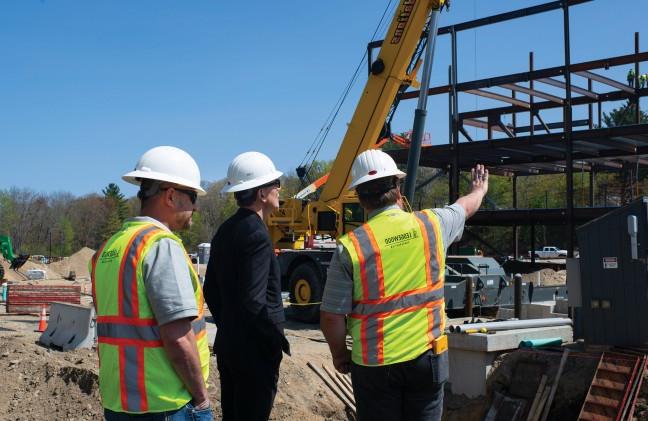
307, 362, 356, 417
6, 283, 81, 313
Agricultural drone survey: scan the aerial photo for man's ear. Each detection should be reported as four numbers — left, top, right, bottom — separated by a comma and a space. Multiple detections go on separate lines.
163, 188, 175, 207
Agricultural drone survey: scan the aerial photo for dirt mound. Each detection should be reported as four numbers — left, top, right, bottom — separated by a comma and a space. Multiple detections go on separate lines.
0, 335, 102, 420
1, 259, 54, 282
49, 247, 95, 281
521, 269, 566, 286
1, 247, 95, 286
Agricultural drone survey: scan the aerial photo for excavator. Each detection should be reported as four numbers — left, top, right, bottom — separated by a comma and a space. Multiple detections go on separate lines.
268, 0, 448, 321
0, 235, 30, 279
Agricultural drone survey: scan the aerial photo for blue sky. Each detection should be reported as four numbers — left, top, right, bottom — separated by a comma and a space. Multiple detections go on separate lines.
1, 0, 646, 197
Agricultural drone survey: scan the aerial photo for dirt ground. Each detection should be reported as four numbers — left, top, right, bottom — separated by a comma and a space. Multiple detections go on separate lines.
6, 306, 648, 420
0, 311, 350, 421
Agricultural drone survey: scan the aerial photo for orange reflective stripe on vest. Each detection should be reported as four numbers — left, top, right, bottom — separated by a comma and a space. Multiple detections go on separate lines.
414, 211, 444, 286
119, 225, 159, 412
118, 225, 160, 318
91, 240, 109, 310
348, 226, 385, 300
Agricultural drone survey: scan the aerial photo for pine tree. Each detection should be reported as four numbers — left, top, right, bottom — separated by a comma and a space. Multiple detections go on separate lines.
102, 183, 129, 222
603, 100, 648, 127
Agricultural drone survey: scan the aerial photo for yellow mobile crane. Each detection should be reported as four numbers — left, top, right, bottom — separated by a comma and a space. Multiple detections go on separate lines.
270, 0, 447, 321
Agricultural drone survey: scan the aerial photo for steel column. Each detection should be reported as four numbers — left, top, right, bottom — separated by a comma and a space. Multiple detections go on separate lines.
513, 175, 519, 260
588, 78, 593, 129
563, 1, 575, 258
636, 32, 641, 124
514, 273, 522, 319
589, 169, 595, 207
530, 52, 535, 136
450, 26, 460, 203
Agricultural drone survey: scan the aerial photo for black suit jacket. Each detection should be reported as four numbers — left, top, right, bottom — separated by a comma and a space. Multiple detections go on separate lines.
204, 207, 290, 357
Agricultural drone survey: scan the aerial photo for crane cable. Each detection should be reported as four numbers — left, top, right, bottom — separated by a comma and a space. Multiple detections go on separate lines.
297, 0, 398, 177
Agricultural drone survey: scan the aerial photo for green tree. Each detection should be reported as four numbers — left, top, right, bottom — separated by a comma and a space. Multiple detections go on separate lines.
102, 183, 129, 222
603, 100, 648, 127
58, 216, 75, 256
100, 183, 129, 241
100, 201, 122, 241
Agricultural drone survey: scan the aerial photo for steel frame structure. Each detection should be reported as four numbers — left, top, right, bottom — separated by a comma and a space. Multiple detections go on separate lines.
379, 0, 648, 258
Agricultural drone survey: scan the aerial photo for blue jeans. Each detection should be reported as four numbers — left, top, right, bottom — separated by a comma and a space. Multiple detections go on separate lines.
104, 402, 213, 421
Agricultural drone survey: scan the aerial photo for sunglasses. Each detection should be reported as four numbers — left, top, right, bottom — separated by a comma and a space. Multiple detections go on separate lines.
162, 187, 198, 204
259, 179, 281, 189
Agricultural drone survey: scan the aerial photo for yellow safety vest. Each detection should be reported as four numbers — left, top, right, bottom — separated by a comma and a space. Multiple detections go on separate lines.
91, 221, 210, 413
339, 208, 446, 366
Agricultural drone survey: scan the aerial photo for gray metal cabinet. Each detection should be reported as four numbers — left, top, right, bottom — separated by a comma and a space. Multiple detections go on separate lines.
577, 197, 648, 346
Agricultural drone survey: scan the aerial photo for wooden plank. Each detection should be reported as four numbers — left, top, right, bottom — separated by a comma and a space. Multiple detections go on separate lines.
530, 386, 551, 421
598, 362, 632, 375
540, 349, 570, 421
307, 362, 356, 414
526, 375, 548, 421
585, 394, 619, 409
323, 365, 355, 406
335, 371, 354, 395
591, 379, 627, 392
579, 411, 614, 421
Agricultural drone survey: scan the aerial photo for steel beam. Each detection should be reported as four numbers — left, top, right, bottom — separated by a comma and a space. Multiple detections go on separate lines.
465, 89, 530, 107
369, 0, 593, 49
574, 70, 635, 94
538, 77, 598, 99
459, 87, 647, 120
400, 52, 648, 100
467, 207, 617, 226
501, 83, 564, 104
515, 119, 589, 134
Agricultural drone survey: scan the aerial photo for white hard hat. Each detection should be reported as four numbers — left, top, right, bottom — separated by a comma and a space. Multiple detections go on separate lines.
348, 149, 406, 190
221, 151, 283, 193
122, 146, 207, 196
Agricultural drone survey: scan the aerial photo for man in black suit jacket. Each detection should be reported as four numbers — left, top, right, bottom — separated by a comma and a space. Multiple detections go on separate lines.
204, 151, 290, 421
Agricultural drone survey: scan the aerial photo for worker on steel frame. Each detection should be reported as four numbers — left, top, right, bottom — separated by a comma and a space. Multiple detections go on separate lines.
204, 151, 290, 421
92, 146, 212, 420
321, 149, 488, 421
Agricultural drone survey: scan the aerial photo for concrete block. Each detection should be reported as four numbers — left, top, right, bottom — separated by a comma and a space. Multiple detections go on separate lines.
554, 298, 568, 314
447, 325, 573, 398
449, 325, 572, 352
495, 307, 514, 319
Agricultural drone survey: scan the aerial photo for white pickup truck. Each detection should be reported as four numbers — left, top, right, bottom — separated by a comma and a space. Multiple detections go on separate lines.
529, 246, 568, 259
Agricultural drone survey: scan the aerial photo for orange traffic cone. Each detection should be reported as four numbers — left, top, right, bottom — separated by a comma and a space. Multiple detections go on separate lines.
37, 304, 48, 332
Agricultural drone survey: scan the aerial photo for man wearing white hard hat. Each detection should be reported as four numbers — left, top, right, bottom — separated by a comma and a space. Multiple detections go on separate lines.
203, 151, 290, 421
320, 149, 488, 421
92, 146, 212, 420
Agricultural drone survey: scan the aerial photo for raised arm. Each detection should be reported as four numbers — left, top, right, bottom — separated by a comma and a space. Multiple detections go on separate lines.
455, 164, 489, 219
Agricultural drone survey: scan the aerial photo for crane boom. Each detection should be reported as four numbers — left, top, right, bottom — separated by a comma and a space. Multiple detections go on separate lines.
268, 0, 446, 249
268, 0, 447, 322
320, 0, 444, 203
